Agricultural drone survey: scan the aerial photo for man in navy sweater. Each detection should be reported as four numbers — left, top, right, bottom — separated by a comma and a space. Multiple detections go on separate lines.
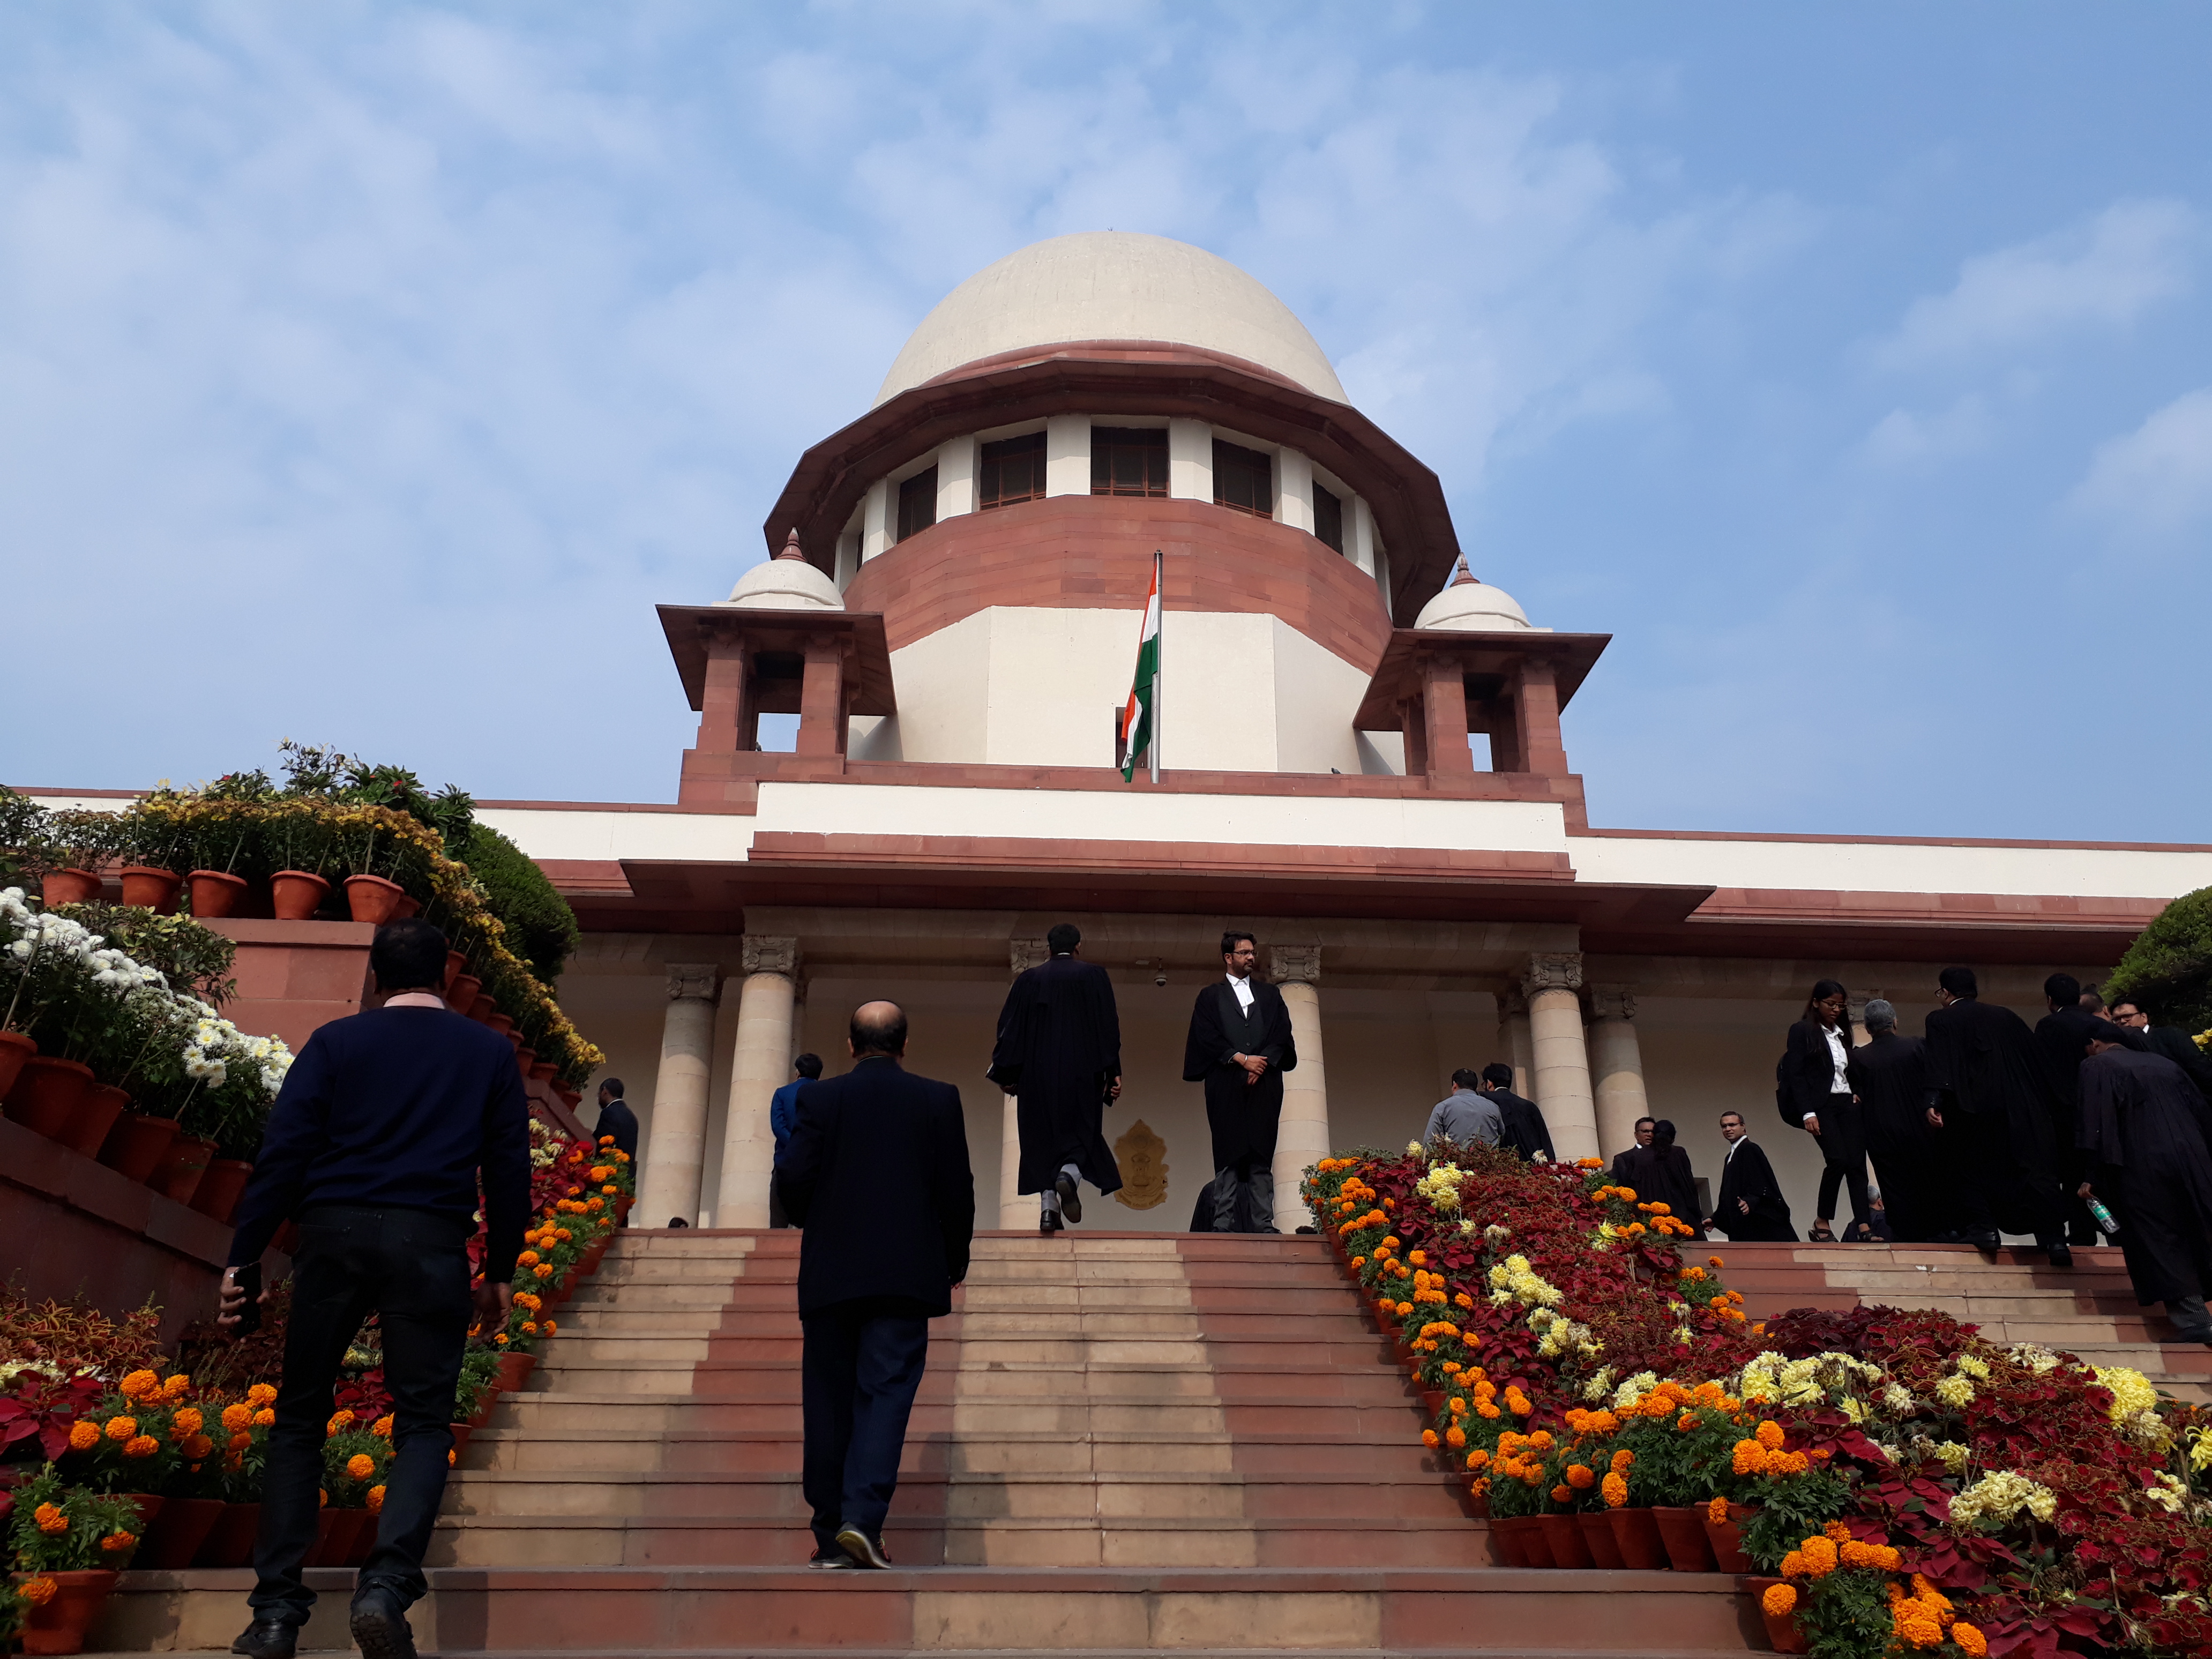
219, 919, 530, 1659
779, 1001, 973, 1569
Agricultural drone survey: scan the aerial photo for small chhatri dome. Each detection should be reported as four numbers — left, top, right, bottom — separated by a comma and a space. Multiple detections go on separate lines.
1413, 556, 1532, 631
875, 231, 1348, 407
723, 529, 843, 611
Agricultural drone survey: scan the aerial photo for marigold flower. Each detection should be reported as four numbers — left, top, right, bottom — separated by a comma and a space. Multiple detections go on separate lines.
373, 1415, 395, 1438
1601, 1471, 1628, 1507
1465, 1448, 1489, 1470
521, 1321, 539, 1335
182, 1432, 214, 1459
100, 1529, 137, 1555
1780, 1549, 1805, 1578
327, 1411, 352, 1437
21, 1576, 57, 1606
119, 1369, 160, 1400
1951, 1622, 1986, 1656
347, 1453, 377, 1479
535, 1263, 554, 1279
1825, 1520, 1852, 1544
1755, 1419, 1785, 1450
518, 1250, 540, 1267
124, 1434, 159, 1458
1677, 1413, 1700, 1432
1761, 1582, 1797, 1617
1732, 1439, 1767, 1476
253, 1408, 276, 1426
105, 1415, 139, 1441
1895, 1614, 1943, 1648
34, 1503, 68, 1535
247, 1384, 278, 1407
173, 1407, 205, 1436
1708, 1495, 1730, 1523
543, 1320, 557, 1335
1567, 1463, 1595, 1489
162, 1373, 191, 1399
1445, 1426, 1467, 1448
1610, 1449, 1634, 1472
68, 1419, 101, 1452
230, 1432, 253, 1451
1799, 1535, 1837, 1576
1423, 1429, 1440, 1447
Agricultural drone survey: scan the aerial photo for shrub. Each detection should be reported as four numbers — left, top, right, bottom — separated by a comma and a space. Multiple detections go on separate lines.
2107, 885, 2212, 1037
459, 824, 580, 987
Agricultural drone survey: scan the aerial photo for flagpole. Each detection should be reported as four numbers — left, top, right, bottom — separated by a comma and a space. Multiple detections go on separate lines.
1149, 548, 1162, 784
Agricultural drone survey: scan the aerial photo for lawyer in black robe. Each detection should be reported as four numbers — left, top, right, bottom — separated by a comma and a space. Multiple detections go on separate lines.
1845, 1021, 1937, 1243
1494, 1090, 1556, 1164
989, 952, 1123, 1210
1778, 999, 1871, 1233
1182, 969, 1297, 1234
2078, 1043, 2212, 1337
1713, 1133, 1796, 1241
1616, 1127, 1705, 1240
1922, 976, 2068, 1253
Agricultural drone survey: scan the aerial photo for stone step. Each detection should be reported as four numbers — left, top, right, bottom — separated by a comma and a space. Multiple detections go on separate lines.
494, 1395, 1427, 1438
424, 1514, 1502, 1570
464, 1427, 1441, 1477
441, 1466, 1477, 1523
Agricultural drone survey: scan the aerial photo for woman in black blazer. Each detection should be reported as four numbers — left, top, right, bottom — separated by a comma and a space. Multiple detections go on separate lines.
1778, 978, 1870, 1242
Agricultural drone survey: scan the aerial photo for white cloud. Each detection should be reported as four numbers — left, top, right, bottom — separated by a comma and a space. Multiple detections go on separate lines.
1861, 392, 1992, 468
2069, 387, 2212, 537
1871, 198, 2195, 371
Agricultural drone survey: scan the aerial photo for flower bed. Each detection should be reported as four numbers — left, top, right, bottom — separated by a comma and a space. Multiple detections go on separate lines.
1307, 1142, 2212, 1658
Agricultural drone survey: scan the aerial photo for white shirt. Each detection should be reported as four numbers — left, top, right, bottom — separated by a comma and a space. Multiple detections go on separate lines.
1225, 973, 1254, 1013
1823, 1025, 1850, 1093
1725, 1135, 1749, 1163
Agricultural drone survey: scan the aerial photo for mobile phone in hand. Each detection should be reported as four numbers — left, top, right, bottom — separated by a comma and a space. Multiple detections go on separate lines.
230, 1262, 263, 1334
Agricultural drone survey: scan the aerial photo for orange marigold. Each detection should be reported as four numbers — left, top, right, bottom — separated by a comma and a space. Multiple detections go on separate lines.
368, 1485, 386, 1512
1423, 1429, 1440, 1448
1708, 1495, 1730, 1523
1732, 1439, 1767, 1476
34, 1503, 68, 1535
253, 1408, 276, 1426
1601, 1471, 1628, 1507
1761, 1582, 1797, 1617
1676, 1413, 1700, 1432
1465, 1448, 1490, 1470
1780, 1549, 1806, 1578
182, 1433, 214, 1459
1755, 1419, 1786, 1450
346, 1453, 377, 1479
21, 1576, 57, 1606
100, 1529, 137, 1555
119, 1369, 160, 1400
1825, 1520, 1853, 1543
229, 1432, 252, 1452
1445, 1426, 1467, 1449
67, 1419, 100, 1452
104, 1415, 138, 1441
1610, 1448, 1634, 1472
326, 1412, 352, 1438
124, 1435, 158, 1458
1551, 1484, 1572, 1503
372, 1415, 395, 1438
1566, 1463, 1595, 1489
1952, 1622, 1987, 1656
1799, 1536, 1838, 1576
247, 1383, 278, 1407
173, 1407, 204, 1436
162, 1373, 191, 1399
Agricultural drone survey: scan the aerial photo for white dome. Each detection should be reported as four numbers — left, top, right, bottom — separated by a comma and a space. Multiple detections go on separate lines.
875, 232, 1348, 407
722, 547, 843, 611
1414, 572, 1532, 631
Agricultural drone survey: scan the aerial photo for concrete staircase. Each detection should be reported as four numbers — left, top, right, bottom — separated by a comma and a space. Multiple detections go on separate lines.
93, 1230, 2204, 1654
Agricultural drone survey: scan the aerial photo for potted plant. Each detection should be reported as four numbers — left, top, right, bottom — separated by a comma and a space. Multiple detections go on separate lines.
34, 811, 124, 909
5, 1466, 144, 1655
266, 805, 339, 922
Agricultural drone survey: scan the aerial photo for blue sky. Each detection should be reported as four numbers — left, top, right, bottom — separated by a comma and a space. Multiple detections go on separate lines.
4, 3, 2208, 840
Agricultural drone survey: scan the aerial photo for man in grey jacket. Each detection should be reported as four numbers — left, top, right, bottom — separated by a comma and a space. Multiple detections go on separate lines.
1424, 1070, 1503, 1150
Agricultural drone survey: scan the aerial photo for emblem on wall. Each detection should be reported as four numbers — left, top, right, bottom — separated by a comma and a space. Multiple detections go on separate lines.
1112, 1118, 1168, 1210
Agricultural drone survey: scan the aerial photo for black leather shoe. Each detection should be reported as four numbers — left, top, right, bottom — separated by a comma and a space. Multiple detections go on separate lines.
1055, 1170, 1082, 1224
1965, 1230, 2000, 1250
2046, 1244, 2074, 1269
231, 1619, 298, 1659
1039, 1209, 1063, 1236
350, 1586, 418, 1659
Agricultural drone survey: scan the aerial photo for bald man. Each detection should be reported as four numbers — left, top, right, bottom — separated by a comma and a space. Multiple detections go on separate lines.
779, 1000, 974, 1570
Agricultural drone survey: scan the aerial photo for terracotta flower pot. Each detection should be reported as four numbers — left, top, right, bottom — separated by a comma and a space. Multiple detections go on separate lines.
614, 1195, 632, 1227
494, 1350, 537, 1393
340, 1507, 378, 1567
444, 950, 467, 990
61, 1083, 130, 1158
484, 1012, 515, 1039
466, 1387, 500, 1431
13, 1566, 119, 1655
121, 1493, 165, 1535
390, 893, 421, 921
1653, 1505, 1719, 1572
1487, 1514, 1527, 1567
449, 1422, 475, 1460
1538, 1512, 1594, 1569
41, 868, 102, 906
1706, 1501, 1756, 1573
305, 1505, 346, 1567
3, 1055, 95, 1140
1608, 1506, 1670, 1571
186, 869, 249, 918
1747, 1577, 1809, 1653
0, 1029, 35, 1098
529, 1061, 558, 1085
515, 1046, 537, 1080
98, 1111, 180, 1182
134, 1494, 226, 1569
1514, 1513, 1556, 1568
118, 866, 183, 913
446, 974, 481, 1017
268, 869, 331, 921
150, 1135, 217, 1205
189, 1157, 255, 1224
342, 873, 408, 925
1579, 1508, 1627, 1568
190, 1502, 260, 1569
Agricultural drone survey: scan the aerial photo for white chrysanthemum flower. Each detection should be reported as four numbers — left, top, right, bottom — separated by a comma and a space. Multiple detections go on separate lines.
1884, 1383, 1916, 1415
1933, 1376, 1975, 1408
1949, 1468, 2058, 1529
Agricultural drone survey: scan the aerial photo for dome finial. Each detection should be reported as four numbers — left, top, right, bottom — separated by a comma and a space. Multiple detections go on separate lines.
776, 528, 805, 562
1449, 554, 1477, 588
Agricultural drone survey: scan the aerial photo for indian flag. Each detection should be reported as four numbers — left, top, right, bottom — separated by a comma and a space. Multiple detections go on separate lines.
1118, 551, 1162, 781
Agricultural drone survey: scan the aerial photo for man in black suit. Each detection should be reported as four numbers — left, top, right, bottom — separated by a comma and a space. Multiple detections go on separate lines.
1477, 1064, 1555, 1162
1924, 966, 2072, 1265
1707, 1110, 1796, 1240
1182, 930, 1297, 1234
989, 922, 1123, 1234
2108, 996, 2212, 1101
592, 1077, 640, 1162
779, 1000, 973, 1570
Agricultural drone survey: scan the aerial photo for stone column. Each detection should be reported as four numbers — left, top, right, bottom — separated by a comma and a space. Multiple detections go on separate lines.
636, 964, 720, 1231
1586, 984, 1649, 1164
1498, 988, 1535, 1098
1000, 940, 1046, 1229
1271, 945, 1330, 1227
1522, 953, 1597, 1163
713, 936, 798, 1229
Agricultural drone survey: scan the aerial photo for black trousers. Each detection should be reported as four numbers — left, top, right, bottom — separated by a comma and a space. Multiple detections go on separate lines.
251, 1205, 473, 1625
1928, 1111, 2062, 1246
801, 1297, 931, 1553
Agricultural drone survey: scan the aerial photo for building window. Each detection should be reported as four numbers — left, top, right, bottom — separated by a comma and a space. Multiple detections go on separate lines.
980, 432, 1045, 509
896, 466, 938, 542
1213, 439, 1273, 518
1313, 483, 1343, 552
1092, 427, 1169, 497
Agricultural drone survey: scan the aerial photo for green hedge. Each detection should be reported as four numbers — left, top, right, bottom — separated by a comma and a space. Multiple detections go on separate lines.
2106, 885, 2212, 1036
460, 824, 580, 987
